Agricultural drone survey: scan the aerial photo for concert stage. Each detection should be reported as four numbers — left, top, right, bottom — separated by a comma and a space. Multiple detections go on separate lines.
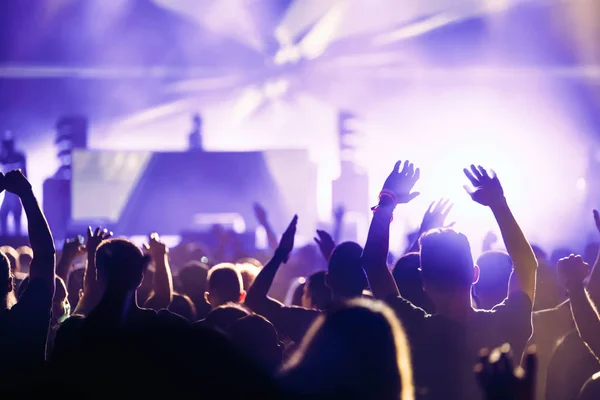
44, 149, 318, 241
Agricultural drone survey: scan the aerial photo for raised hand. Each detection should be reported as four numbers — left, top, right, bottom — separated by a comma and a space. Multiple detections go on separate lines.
382, 160, 420, 204
475, 344, 536, 400
143, 232, 168, 261
4, 169, 31, 197
420, 198, 454, 233
333, 205, 345, 222
253, 202, 269, 226
463, 165, 505, 207
482, 231, 498, 252
62, 236, 85, 260
276, 215, 298, 263
557, 254, 590, 290
314, 229, 335, 261
593, 210, 600, 234
86, 227, 112, 255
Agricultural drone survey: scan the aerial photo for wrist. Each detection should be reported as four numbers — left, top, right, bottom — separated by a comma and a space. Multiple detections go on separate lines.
489, 197, 509, 212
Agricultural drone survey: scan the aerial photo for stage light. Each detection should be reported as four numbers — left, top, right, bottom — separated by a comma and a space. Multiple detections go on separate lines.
361, 84, 589, 255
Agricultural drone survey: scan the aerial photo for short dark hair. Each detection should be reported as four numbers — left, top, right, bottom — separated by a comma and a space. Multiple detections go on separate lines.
96, 238, 148, 291
475, 251, 512, 290
327, 242, 367, 298
179, 261, 209, 295
419, 229, 474, 290
207, 264, 243, 303
0, 246, 19, 273
393, 252, 434, 313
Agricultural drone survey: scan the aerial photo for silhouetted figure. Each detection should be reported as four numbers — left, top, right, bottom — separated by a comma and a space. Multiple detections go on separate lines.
188, 113, 204, 151
0, 133, 27, 236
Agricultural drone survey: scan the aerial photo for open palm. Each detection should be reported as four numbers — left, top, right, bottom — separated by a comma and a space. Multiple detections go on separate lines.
463, 165, 504, 207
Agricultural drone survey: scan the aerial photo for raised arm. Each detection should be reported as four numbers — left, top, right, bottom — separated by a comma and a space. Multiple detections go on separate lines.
362, 160, 420, 299
73, 227, 111, 316
586, 210, 600, 302
332, 205, 345, 243
464, 165, 538, 302
5, 170, 55, 290
557, 254, 600, 358
405, 198, 454, 254
245, 215, 297, 314
143, 232, 173, 310
254, 203, 279, 251
56, 237, 84, 282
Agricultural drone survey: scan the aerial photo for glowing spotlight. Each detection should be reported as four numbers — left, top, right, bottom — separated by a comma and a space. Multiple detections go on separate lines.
298, 277, 306, 285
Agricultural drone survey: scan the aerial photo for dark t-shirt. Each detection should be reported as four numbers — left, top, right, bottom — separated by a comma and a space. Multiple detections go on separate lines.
386, 291, 533, 400
263, 306, 321, 343
0, 278, 52, 379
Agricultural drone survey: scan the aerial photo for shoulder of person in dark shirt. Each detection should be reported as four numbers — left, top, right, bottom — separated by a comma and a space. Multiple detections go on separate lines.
269, 306, 322, 343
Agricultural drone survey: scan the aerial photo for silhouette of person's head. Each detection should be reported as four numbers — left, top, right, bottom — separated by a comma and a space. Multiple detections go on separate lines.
67, 268, 85, 310
18, 275, 70, 323
326, 242, 367, 299
228, 314, 283, 374
280, 298, 414, 400
179, 261, 209, 299
168, 293, 197, 322
205, 264, 246, 308
0, 251, 13, 303
95, 239, 149, 293
302, 271, 332, 310
393, 252, 434, 314
472, 251, 512, 310
0, 246, 19, 274
419, 229, 478, 301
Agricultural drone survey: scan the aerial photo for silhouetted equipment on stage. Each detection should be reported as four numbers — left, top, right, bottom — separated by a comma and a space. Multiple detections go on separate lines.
332, 110, 369, 240
61, 149, 317, 238
43, 115, 89, 239
0, 131, 28, 236
55, 115, 88, 179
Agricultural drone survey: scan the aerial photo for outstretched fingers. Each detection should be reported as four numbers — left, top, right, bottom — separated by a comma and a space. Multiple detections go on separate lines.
463, 168, 479, 186
477, 165, 490, 180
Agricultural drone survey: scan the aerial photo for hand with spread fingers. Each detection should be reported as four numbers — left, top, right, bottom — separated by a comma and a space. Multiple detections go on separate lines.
382, 160, 421, 205
420, 198, 455, 233
463, 165, 505, 207
314, 229, 335, 262
143, 232, 168, 261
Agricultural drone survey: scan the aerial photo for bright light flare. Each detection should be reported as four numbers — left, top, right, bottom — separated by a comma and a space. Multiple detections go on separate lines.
361, 84, 589, 255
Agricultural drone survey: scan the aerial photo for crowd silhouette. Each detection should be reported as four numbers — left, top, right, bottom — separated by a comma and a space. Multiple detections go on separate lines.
1, 159, 600, 400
